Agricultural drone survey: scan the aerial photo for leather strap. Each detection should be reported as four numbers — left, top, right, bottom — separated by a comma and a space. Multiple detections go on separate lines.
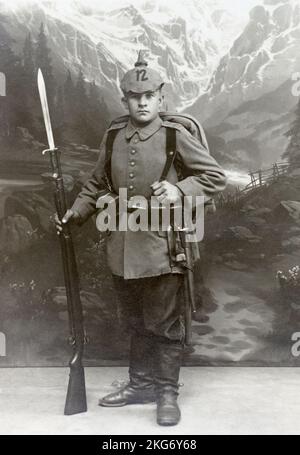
160, 128, 177, 182
104, 129, 119, 191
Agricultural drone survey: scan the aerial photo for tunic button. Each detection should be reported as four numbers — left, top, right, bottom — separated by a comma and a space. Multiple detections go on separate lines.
129, 185, 134, 191
130, 161, 135, 166
129, 173, 134, 178
131, 149, 136, 155
133, 138, 139, 144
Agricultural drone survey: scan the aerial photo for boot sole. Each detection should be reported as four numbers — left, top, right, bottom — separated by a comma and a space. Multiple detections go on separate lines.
99, 399, 156, 407
157, 418, 180, 426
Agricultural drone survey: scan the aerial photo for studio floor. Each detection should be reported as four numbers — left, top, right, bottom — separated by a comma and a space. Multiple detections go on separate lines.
0, 367, 300, 435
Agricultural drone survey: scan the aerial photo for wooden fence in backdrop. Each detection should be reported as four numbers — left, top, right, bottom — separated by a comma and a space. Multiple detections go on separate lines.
216, 162, 291, 209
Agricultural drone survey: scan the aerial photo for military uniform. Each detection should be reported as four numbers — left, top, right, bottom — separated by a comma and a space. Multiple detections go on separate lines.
72, 116, 225, 279
70, 52, 227, 425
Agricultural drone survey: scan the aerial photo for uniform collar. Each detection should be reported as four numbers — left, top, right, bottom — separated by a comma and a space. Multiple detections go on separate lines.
125, 116, 162, 141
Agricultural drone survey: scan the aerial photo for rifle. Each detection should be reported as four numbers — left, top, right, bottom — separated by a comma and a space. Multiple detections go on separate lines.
37, 69, 87, 415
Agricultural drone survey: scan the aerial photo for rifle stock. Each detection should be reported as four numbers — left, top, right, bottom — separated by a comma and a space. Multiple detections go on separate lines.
64, 351, 87, 415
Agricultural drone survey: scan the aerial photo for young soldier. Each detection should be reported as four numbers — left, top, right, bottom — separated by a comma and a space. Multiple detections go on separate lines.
56, 52, 226, 426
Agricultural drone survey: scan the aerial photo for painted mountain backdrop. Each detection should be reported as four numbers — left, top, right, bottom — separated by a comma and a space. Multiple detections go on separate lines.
188, 0, 300, 169
0, 0, 249, 112
1, 0, 298, 170
1, 1, 300, 368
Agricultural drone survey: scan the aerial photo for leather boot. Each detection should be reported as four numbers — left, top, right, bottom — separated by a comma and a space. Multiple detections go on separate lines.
99, 332, 156, 407
154, 341, 183, 426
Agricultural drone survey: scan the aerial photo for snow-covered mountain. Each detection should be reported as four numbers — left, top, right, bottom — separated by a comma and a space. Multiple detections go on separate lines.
0, 0, 246, 111
187, 0, 300, 169
1, 0, 293, 169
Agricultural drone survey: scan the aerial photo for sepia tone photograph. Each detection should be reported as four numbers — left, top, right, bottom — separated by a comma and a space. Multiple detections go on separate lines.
0, 0, 300, 436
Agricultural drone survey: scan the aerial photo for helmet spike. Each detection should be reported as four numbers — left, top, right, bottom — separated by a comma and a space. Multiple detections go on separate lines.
134, 50, 148, 67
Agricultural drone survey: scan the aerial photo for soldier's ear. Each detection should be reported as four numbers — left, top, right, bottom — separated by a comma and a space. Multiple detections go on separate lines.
121, 96, 129, 110
158, 93, 163, 109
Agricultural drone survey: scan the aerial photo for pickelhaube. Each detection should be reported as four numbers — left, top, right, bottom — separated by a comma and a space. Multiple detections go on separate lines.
120, 50, 164, 94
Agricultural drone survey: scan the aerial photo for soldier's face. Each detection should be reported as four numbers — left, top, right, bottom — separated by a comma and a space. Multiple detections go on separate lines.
124, 90, 162, 125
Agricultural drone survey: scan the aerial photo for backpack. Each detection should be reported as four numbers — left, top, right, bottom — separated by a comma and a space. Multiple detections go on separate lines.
104, 111, 216, 213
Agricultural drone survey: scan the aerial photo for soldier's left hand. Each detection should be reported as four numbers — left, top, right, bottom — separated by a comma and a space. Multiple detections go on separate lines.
151, 180, 182, 205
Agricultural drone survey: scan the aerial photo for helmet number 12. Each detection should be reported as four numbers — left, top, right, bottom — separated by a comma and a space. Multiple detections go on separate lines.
136, 69, 148, 81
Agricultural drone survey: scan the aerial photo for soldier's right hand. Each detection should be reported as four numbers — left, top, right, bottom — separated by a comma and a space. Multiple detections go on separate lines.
54, 209, 81, 235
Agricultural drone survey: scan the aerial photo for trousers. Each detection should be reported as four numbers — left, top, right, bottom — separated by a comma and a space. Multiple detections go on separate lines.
112, 273, 185, 343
